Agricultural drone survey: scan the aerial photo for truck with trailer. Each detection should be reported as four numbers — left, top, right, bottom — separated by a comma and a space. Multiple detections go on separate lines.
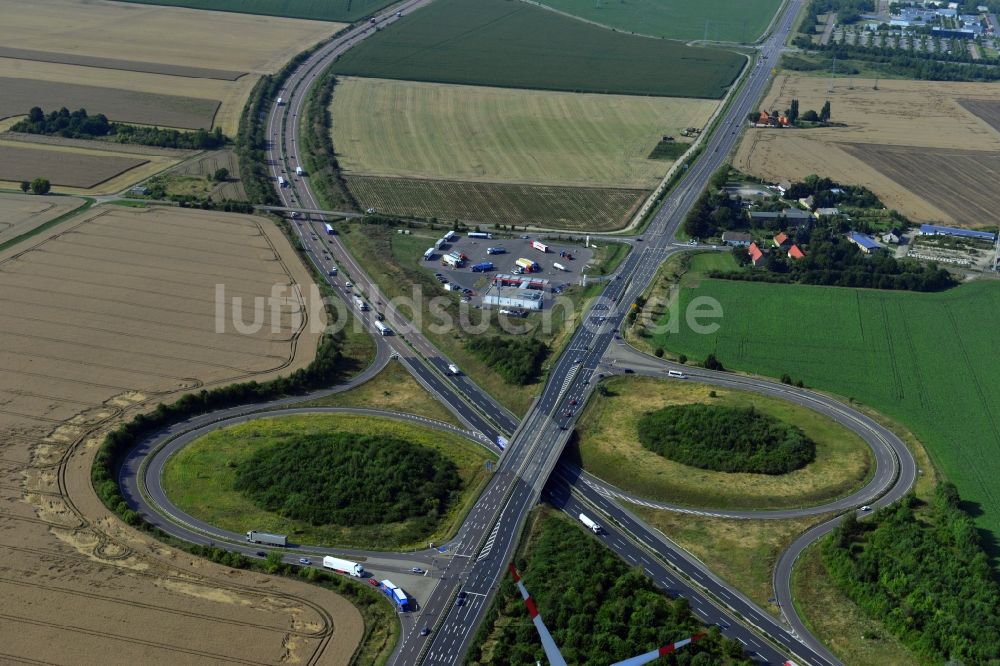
553, 262, 567, 271
423, 247, 435, 261
353, 296, 369, 311
532, 240, 549, 253
324, 223, 334, 235
374, 320, 393, 335
379, 580, 411, 611
486, 246, 506, 255
277, 176, 286, 187
468, 232, 493, 239
434, 238, 445, 250
471, 261, 494, 272
443, 230, 456, 242
246, 531, 287, 546
322, 556, 364, 577
578, 514, 602, 534
515, 258, 539, 273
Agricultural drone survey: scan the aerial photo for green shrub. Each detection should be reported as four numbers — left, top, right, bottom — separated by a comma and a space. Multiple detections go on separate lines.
466, 336, 548, 385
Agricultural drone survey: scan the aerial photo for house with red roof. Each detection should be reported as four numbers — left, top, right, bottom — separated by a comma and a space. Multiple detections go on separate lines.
772, 232, 791, 249
787, 244, 806, 260
748, 242, 766, 267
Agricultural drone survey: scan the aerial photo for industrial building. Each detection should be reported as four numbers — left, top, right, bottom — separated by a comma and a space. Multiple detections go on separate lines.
492, 273, 550, 290
847, 231, 884, 254
482, 286, 544, 311
919, 224, 996, 242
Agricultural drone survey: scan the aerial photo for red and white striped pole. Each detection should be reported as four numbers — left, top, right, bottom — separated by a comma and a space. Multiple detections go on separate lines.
508, 564, 568, 666
610, 632, 707, 666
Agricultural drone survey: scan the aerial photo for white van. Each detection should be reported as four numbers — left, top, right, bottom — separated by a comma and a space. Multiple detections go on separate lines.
667, 370, 686, 378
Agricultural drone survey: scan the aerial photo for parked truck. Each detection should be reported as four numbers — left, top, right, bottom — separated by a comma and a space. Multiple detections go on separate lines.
246, 531, 287, 546
532, 240, 549, 253
578, 514, 602, 534
515, 258, 539, 273
322, 556, 364, 577
468, 232, 492, 239
553, 262, 567, 271
471, 261, 494, 272
486, 246, 506, 255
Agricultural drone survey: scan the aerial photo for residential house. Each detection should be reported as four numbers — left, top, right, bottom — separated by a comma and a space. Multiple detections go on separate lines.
772, 232, 791, 249
797, 195, 815, 209
721, 231, 753, 247
748, 242, 766, 267
787, 244, 806, 260
814, 207, 840, 218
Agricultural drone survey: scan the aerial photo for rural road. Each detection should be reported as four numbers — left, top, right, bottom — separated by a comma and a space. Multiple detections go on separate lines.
113, 0, 921, 663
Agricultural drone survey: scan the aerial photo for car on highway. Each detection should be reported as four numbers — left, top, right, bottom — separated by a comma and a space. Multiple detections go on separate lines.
345, 281, 353, 287
299, 557, 311, 565
861, 505, 872, 511
569, 399, 577, 405
367, 578, 379, 586
420, 627, 431, 636
411, 567, 425, 574
256, 551, 266, 557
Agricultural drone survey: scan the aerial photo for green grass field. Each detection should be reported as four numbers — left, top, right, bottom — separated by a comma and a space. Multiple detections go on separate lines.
345, 176, 646, 231
162, 413, 494, 550
572, 376, 873, 509
331, 78, 716, 189
534, 0, 782, 43
331, 0, 745, 98
654, 255, 1000, 556
114, 0, 393, 22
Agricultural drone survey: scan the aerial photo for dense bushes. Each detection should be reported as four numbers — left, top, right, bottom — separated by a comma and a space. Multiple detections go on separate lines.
467, 512, 751, 666
637, 404, 815, 474
233, 433, 462, 527
823, 484, 1000, 663
13, 107, 226, 149
467, 336, 548, 385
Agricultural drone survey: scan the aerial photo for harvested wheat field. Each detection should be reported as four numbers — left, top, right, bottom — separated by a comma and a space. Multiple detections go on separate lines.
0, 0, 339, 134
0, 192, 86, 247
0, 206, 366, 665
0, 138, 188, 195
331, 77, 716, 189
735, 75, 1000, 227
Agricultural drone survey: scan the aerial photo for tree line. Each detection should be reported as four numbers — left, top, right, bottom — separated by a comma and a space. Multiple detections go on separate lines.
13, 107, 226, 149
466, 511, 753, 666
234, 432, 461, 528
637, 404, 815, 475
467, 336, 548, 385
823, 483, 1000, 663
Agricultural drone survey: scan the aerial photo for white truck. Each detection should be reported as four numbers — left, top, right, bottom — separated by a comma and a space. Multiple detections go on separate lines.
276, 96, 284, 106
374, 320, 392, 336
553, 262, 567, 271
353, 296, 369, 311
295, 166, 304, 176
578, 513, 602, 534
322, 556, 365, 577
277, 176, 286, 187
246, 530, 287, 546
447, 363, 460, 376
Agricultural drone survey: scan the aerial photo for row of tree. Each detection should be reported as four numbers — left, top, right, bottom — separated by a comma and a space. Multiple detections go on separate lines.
823, 483, 1000, 663
13, 107, 226, 149
235, 433, 461, 527
467, 336, 548, 385
637, 404, 815, 475
466, 512, 753, 665
18, 178, 50, 195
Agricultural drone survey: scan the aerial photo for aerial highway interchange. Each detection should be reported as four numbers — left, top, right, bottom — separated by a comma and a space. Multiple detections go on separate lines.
119, 1, 920, 664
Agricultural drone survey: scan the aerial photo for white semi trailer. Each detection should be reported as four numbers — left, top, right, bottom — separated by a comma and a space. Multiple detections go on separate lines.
322, 556, 364, 577
246, 530, 287, 546
578, 513, 602, 534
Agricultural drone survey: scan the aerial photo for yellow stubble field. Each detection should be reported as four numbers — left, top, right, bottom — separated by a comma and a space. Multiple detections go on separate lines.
0, 203, 368, 666
0, 0, 341, 134
735, 74, 1000, 227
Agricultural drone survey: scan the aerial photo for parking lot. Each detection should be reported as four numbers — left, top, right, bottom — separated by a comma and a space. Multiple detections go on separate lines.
422, 234, 594, 309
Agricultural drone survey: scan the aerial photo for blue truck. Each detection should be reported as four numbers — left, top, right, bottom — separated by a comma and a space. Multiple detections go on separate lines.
471, 261, 494, 272
379, 580, 411, 611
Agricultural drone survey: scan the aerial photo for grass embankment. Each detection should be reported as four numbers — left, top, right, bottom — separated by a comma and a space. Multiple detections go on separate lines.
114, 0, 391, 22
296, 359, 461, 426
587, 240, 631, 275
162, 413, 494, 550
534, 0, 781, 42
338, 223, 603, 415
651, 253, 1000, 556
572, 375, 872, 509
467, 507, 747, 665
331, 0, 745, 99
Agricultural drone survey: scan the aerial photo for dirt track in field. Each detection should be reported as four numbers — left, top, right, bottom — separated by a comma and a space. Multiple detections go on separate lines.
0, 206, 365, 666
735, 75, 1000, 226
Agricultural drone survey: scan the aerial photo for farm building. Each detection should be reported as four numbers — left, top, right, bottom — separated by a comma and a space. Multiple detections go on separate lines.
749, 208, 812, 225
814, 207, 840, 218
748, 242, 766, 267
787, 244, 806, 260
482, 285, 543, 311
881, 231, 901, 244
919, 224, 996, 242
722, 231, 753, 247
847, 232, 884, 254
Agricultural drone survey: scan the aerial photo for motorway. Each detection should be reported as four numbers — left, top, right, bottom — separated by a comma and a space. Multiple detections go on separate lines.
116, 0, 921, 664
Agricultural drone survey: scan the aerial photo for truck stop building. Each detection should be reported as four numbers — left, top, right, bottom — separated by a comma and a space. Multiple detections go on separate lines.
482, 285, 544, 311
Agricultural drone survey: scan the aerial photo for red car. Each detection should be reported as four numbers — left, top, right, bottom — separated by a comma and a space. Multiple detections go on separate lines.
569, 399, 577, 405
368, 578, 379, 586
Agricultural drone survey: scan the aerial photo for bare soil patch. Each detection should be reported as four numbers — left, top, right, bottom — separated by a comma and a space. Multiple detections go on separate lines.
0, 143, 147, 188
0, 205, 363, 666
0, 46, 245, 81
0, 77, 220, 130
735, 75, 1000, 226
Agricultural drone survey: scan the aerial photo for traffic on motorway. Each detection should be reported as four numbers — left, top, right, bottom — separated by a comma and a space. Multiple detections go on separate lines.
115, 0, 920, 664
